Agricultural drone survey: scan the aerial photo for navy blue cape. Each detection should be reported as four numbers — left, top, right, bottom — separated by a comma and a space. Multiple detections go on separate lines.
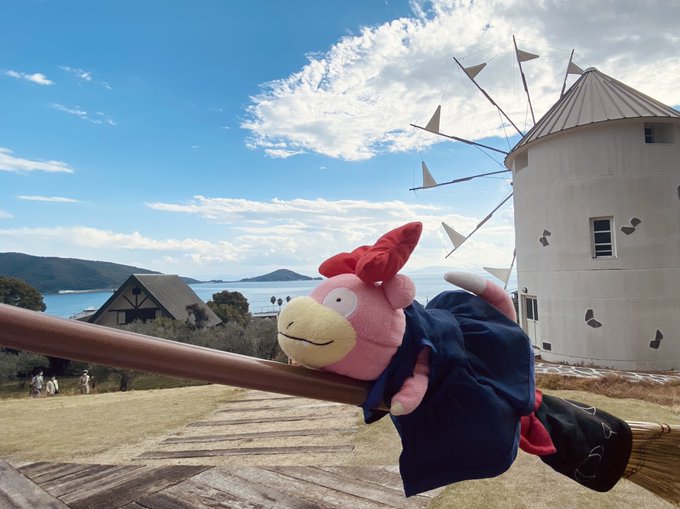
362, 291, 535, 496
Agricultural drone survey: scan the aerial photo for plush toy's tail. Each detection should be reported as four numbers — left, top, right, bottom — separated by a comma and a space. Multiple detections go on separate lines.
444, 271, 516, 321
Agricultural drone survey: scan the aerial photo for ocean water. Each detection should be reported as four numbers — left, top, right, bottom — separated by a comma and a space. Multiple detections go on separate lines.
42, 272, 513, 319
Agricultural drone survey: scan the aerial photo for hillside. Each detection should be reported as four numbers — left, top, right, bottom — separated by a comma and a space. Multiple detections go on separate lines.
0, 252, 165, 294
239, 269, 321, 283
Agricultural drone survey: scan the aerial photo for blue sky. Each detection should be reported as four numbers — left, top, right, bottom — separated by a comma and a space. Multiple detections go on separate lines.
2, 0, 679, 281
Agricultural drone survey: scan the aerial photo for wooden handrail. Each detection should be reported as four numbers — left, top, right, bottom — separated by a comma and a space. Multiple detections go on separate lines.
0, 304, 379, 409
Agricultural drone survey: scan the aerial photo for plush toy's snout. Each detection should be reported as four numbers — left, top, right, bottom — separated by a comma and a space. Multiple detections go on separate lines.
277, 296, 357, 369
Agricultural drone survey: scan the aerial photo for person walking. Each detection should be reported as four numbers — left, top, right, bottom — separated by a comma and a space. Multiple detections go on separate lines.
30, 370, 44, 398
45, 376, 58, 396
78, 370, 90, 395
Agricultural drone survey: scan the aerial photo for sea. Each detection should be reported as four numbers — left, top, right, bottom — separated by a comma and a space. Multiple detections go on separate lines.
43, 272, 509, 320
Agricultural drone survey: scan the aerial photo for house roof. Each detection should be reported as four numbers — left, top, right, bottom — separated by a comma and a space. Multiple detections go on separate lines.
89, 274, 222, 327
507, 67, 680, 159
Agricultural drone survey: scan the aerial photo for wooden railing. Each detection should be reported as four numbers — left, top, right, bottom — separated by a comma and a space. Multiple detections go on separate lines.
0, 304, 379, 408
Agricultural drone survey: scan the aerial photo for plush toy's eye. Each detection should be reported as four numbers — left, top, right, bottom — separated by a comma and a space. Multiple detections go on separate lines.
322, 287, 357, 318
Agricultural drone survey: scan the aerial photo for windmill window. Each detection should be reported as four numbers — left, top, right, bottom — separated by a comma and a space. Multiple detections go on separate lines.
644, 122, 675, 144
591, 217, 615, 258
525, 297, 538, 320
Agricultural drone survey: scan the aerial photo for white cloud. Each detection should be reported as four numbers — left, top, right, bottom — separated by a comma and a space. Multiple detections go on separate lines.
145, 195, 514, 272
59, 65, 92, 82
17, 195, 80, 203
0, 147, 74, 173
243, 0, 680, 161
60, 65, 111, 89
51, 103, 116, 126
5, 70, 54, 85
0, 193, 515, 277
0, 210, 13, 219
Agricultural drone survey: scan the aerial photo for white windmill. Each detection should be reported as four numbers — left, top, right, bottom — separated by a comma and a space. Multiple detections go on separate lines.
413, 41, 680, 370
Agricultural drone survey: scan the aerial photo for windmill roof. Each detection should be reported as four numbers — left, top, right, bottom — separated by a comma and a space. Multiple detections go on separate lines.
508, 67, 680, 157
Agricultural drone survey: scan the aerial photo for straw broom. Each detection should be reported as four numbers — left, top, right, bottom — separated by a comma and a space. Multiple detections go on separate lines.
624, 422, 680, 505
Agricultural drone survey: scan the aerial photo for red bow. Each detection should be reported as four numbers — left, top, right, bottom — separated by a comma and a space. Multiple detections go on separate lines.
319, 222, 422, 284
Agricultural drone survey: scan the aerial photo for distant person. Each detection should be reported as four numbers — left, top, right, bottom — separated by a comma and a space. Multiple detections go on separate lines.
45, 376, 58, 396
89, 375, 96, 394
30, 370, 44, 398
78, 370, 90, 394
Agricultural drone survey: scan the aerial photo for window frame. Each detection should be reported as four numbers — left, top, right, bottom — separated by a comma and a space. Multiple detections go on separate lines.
590, 216, 616, 259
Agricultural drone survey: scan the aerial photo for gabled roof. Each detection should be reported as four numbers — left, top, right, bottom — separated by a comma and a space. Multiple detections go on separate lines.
509, 67, 680, 156
89, 274, 222, 327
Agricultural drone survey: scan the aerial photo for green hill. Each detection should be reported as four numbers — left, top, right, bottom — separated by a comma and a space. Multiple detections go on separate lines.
239, 269, 321, 283
0, 252, 165, 294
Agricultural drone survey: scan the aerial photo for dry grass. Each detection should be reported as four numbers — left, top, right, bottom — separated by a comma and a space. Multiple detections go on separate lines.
0, 384, 242, 464
537, 373, 680, 408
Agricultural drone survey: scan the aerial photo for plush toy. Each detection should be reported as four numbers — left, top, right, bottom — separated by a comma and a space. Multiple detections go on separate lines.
277, 222, 639, 498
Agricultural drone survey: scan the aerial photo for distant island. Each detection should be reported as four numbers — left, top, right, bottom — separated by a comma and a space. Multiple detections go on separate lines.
0, 252, 169, 294
0, 252, 319, 293
238, 269, 321, 283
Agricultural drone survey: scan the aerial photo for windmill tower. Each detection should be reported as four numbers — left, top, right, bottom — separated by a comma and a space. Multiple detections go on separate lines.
505, 68, 680, 370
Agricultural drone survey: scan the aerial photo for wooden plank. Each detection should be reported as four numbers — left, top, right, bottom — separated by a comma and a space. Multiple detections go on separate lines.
26, 463, 102, 484
64, 465, 209, 509
220, 395, 298, 404
0, 459, 69, 509
18, 461, 68, 478
43, 464, 144, 498
124, 492, 199, 509
136, 467, 320, 509
58, 466, 163, 506
318, 466, 407, 494
267, 466, 427, 509
189, 414, 351, 427
163, 427, 357, 444
137, 445, 354, 460
227, 466, 398, 509
215, 402, 342, 413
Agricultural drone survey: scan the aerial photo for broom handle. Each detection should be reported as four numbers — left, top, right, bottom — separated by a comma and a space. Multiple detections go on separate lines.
0, 303, 383, 409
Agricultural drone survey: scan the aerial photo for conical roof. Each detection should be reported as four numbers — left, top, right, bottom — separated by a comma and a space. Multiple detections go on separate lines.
508, 67, 680, 156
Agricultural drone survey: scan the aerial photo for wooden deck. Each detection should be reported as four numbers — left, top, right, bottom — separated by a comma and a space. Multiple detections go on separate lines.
2, 391, 439, 508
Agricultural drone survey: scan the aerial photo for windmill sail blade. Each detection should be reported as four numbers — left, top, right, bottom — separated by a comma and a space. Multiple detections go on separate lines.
463, 63, 486, 80
409, 169, 510, 191
516, 49, 539, 62
442, 222, 466, 249
560, 49, 583, 97
421, 161, 437, 188
424, 105, 441, 133
454, 57, 523, 137
513, 36, 538, 124
445, 193, 513, 258
484, 267, 511, 285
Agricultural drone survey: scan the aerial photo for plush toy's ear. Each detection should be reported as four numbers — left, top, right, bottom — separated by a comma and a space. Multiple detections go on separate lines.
382, 274, 416, 310
355, 222, 422, 284
319, 245, 370, 277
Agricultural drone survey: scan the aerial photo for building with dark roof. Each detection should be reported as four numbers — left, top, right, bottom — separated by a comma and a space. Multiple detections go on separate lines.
88, 274, 221, 328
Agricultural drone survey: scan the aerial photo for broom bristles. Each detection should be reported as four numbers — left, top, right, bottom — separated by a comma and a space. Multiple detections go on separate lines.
624, 421, 680, 505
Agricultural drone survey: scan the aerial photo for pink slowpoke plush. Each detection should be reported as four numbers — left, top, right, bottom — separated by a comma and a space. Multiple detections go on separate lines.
276, 221, 518, 416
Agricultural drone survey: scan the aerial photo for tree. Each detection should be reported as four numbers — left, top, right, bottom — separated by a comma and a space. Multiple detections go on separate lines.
0, 276, 46, 311
270, 295, 276, 310
277, 298, 283, 310
185, 303, 209, 329
286, 296, 291, 303
207, 290, 251, 326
